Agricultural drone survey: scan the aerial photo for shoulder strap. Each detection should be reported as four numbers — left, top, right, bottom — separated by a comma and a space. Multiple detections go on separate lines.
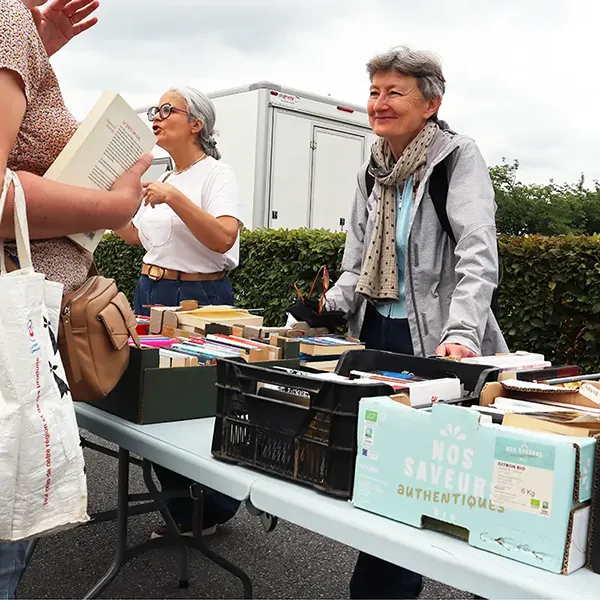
428, 157, 456, 244
364, 168, 375, 198
363, 156, 456, 246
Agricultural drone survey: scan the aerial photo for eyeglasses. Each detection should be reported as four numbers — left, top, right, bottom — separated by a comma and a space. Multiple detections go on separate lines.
294, 266, 330, 314
147, 103, 189, 121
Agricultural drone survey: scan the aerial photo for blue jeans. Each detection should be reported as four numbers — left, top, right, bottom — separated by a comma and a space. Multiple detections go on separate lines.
349, 304, 423, 599
134, 275, 240, 526
0, 541, 30, 600
134, 275, 234, 317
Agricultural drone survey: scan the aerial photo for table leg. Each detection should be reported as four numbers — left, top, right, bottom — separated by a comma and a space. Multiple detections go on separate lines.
190, 484, 253, 599
83, 448, 130, 600
141, 461, 189, 589
78, 442, 253, 598
141, 464, 253, 598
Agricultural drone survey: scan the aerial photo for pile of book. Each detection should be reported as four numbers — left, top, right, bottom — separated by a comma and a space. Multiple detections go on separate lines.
458, 351, 582, 384
264, 365, 463, 408
129, 302, 368, 371
298, 336, 365, 372
133, 332, 285, 368
149, 304, 265, 338
473, 377, 600, 436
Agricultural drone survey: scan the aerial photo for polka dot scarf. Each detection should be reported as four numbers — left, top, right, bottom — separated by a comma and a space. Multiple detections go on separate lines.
356, 120, 439, 302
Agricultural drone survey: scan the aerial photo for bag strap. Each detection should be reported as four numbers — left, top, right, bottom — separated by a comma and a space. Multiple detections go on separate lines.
363, 159, 454, 243
365, 168, 375, 199
87, 261, 100, 278
0, 170, 33, 274
428, 158, 456, 244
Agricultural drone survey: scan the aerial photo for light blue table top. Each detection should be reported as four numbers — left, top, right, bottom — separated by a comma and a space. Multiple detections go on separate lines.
76, 402, 600, 599
250, 474, 600, 599
75, 403, 258, 501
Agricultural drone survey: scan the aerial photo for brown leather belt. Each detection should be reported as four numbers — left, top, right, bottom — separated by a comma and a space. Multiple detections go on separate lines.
142, 263, 224, 282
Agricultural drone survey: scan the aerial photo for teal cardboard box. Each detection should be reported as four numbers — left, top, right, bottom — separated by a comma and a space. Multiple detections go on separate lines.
352, 398, 595, 574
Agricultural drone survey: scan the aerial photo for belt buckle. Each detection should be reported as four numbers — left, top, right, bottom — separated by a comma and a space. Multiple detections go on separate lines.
148, 265, 165, 281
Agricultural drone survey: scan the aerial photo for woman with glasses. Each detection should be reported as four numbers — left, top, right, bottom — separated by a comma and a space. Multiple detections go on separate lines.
116, 87, 241, 317
115, 86, 243, 539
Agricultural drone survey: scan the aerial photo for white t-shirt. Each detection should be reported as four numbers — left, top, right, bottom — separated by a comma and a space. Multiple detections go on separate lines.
133, 157, 242, 273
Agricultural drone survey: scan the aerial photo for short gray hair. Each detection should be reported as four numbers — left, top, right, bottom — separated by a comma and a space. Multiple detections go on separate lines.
170, 86, 221, 160
366, 45, 446, 100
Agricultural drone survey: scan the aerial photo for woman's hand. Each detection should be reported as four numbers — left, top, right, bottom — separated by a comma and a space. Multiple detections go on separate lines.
31, 0, 99, 57
142, 181, 180, 208
109, 154, 154, 227
434, 343, 477, 359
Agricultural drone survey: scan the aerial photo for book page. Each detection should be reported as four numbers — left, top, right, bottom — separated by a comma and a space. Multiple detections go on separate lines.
88, 117, 151, 190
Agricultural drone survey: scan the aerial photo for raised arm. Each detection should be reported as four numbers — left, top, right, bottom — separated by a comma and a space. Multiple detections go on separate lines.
0, 69, 152, 239
141, 166, 241, 254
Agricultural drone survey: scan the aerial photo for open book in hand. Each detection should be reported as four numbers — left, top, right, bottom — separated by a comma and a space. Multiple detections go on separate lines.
44, 90, 156, 253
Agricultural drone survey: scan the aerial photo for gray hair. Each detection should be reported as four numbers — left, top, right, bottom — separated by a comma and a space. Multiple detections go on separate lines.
366, 45, 446, 101
170, 86, 221, 160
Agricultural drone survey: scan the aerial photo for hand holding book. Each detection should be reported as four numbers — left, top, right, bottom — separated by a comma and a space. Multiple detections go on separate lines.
111, 153, 154, 220
44, 90, 156, 252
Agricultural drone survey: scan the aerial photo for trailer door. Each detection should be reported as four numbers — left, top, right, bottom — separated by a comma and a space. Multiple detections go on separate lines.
310, 127, 365, 231
268, 110, 312, 229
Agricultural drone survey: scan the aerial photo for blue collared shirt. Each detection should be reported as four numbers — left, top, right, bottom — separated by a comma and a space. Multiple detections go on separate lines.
376, 175, 414, 319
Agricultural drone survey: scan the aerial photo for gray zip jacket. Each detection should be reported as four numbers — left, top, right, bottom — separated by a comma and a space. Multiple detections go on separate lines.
326, 128, 509, 357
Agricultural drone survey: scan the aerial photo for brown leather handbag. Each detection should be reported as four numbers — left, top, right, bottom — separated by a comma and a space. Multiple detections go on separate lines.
58, 275, 141, 402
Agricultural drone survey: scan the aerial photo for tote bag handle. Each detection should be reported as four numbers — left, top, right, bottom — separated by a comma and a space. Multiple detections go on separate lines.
0, 169, 33, 274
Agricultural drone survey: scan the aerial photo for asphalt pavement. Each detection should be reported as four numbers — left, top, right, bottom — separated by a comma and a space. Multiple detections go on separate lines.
19, 436, 472, 599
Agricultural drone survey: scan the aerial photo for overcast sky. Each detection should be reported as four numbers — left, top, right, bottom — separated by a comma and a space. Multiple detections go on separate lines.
50, 0, 598, 186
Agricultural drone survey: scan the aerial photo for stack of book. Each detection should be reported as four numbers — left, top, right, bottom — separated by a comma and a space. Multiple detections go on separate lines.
477, 378, 600, 435
132, 332, 281, 368
348, 369, 462, 408
461, 351, 550, 372
149, 304, 264, 338
297, 336, 365, 372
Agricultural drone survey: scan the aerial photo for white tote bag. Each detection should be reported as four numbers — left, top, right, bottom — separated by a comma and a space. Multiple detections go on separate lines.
0, 170, 88, 541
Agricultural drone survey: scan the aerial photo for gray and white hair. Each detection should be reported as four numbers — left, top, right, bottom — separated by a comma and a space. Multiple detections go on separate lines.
367, 45, 446, 108
170, 86, 221, 160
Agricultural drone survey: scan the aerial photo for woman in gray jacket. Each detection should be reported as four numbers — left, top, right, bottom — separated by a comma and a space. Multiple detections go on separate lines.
298, 45, 508, 598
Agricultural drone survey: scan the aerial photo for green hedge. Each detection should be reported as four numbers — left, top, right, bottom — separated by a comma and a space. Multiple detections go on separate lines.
499, 235, 600, 372
94, 229, 345, 325
95, 231, 600, 371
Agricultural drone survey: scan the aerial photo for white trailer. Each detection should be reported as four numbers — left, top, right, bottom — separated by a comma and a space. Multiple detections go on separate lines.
137, 81, 376, 232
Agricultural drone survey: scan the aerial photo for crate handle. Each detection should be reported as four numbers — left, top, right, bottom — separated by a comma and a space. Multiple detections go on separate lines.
254, 385, 312, 410
237, 371, 323, 395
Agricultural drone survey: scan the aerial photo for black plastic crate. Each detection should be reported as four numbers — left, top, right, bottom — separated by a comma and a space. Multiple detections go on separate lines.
211, 352, 500, 498
336, 350, 500, 407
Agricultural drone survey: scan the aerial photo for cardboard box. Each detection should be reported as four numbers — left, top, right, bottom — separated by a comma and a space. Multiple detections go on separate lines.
90, 347, 299, 424
502, 413, 600, 438
481, 380, 600, 411
352, 398, 595, 574
587, 438, 600, 572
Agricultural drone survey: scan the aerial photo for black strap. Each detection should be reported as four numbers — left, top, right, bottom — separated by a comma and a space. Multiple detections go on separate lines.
363, 159, 501, 316
365, 169, 375, 199
363, 159, 454, 243
428, 159, 455, 244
